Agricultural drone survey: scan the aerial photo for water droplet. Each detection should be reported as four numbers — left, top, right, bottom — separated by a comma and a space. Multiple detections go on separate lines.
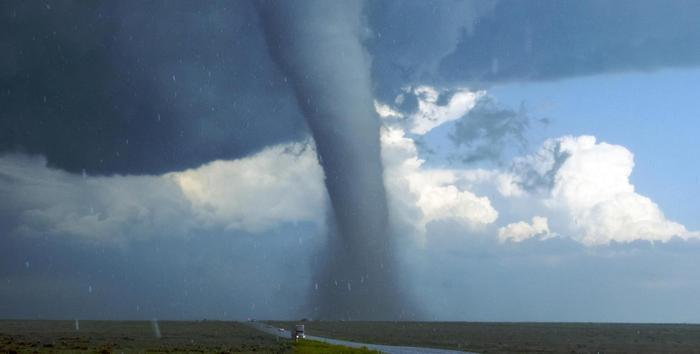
24, 261, 30, 268
88, 285, 92, 293
314, 283, 318, 290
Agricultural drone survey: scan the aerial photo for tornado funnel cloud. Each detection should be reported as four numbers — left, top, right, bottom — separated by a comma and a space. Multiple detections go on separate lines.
256, 0, 404, 319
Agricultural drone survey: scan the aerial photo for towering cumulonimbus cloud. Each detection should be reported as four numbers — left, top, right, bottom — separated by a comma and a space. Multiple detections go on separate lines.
255, 0, 405, 319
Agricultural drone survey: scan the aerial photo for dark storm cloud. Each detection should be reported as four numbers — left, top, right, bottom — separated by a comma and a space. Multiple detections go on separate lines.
0, 1, 306, 175
365, 0, 495, 101
3, 1, 700, 175
510, 140, 571, 194
440, 0, 700, 84
449, 96, 530, 163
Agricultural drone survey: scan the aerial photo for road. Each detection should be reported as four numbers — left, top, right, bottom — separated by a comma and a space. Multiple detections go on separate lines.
247, 322, 474, 354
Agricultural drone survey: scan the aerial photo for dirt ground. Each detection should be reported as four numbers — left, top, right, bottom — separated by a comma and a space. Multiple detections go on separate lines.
270, 321, 700, 353
0, 320, 291, 353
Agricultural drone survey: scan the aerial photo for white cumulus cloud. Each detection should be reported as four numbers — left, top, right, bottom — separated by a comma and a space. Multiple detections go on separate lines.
377, 86, 484, 135
410, 86, 484, 135
498, 216, 550, 243
510, 135, 699, 245
374, 100, 404, 119
171, 143, 326, 233
0, 143, 326, 241
5, 105, 695, 250
381, 126, 498, 234
375, 89, 698, 247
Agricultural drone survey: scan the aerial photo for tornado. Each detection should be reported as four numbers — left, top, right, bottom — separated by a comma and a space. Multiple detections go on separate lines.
256, 0, 404, 319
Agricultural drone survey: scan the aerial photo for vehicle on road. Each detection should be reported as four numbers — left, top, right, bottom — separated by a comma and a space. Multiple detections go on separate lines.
292, 324, 305, 340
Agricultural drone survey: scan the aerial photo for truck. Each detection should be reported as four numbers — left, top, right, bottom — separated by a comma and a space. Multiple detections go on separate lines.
291, 324, 305, 340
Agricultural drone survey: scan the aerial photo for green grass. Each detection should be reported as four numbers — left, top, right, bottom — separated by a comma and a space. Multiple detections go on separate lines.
293, 339, 379, 353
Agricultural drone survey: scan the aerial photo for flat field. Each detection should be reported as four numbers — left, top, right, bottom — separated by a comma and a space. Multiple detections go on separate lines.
0, 320, 291, 353
5, 320, 700, 353
270, 321, 700, 353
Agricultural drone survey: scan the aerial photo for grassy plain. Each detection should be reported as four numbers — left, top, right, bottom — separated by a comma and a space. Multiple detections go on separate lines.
5, 320, 700, 353
0, 320, 291, 353
271, 321, 700, 353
